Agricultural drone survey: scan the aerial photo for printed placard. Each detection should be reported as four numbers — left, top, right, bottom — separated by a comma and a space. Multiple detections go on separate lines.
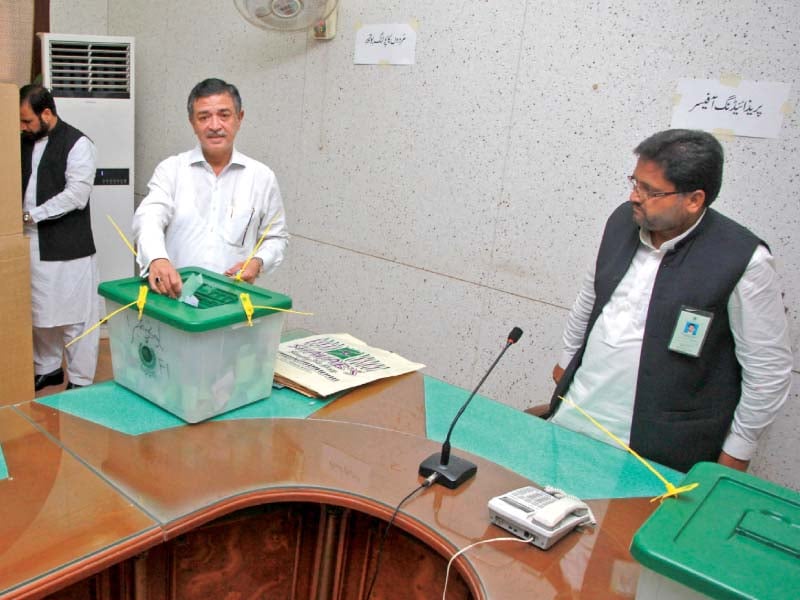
671, 78, 791, 139
354, 23, 417, 65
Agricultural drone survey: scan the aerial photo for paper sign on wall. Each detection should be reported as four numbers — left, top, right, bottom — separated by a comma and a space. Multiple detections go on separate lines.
354, 23, 416, 65
671, 78, 791, 139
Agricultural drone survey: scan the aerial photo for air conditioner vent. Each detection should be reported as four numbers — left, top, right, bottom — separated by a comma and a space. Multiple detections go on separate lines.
47, 41, 131, 99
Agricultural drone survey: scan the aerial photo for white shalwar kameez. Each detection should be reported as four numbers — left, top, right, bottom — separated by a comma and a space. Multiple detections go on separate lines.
23, 135, 101, 385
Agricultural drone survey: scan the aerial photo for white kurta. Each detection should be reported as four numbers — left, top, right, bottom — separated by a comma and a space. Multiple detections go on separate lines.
133, 147, 289, 277
23, 135, 100, 328
552, 211, 793, 461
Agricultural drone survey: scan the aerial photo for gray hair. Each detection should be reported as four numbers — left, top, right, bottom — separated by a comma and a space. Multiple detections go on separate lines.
187, 78, 242, 117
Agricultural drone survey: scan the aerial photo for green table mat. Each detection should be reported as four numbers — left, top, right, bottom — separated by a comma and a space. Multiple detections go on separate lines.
423, 376, 685, 500
36, 381, 330, 436
34, 374, 686, 500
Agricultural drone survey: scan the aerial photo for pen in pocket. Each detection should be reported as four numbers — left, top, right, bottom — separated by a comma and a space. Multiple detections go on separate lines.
239, 208, 254, 246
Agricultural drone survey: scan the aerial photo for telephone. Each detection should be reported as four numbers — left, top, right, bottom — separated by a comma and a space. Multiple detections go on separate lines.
488, 486, 594, 549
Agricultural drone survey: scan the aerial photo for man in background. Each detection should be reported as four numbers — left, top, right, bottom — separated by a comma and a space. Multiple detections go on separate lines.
548, 129, 792, 473
133, 78, 288, 298
20, 84, 100, 391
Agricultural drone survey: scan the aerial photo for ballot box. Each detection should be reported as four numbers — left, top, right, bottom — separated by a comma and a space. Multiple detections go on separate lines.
631, 461, 800, 600
98, 267, 291, 422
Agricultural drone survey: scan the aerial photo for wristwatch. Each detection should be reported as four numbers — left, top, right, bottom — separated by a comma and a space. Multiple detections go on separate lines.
22, 211, 32, 224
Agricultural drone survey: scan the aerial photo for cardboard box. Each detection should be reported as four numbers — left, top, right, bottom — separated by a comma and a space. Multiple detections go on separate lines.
0, 234, 34, 404
0, 83, 22, 237
0, 2, 34, 86
0, 81, 32, 405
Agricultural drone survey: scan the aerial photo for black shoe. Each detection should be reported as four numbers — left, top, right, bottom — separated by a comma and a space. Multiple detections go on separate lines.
34, 368, 64, 391
65, 382, 84, 390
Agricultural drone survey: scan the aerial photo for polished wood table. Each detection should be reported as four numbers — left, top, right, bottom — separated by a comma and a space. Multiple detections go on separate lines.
1, 372, 656, 599
0, 407, 160, 598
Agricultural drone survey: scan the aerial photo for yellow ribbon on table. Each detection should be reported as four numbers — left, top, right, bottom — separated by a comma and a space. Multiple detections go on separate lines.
557, 395, 699, 503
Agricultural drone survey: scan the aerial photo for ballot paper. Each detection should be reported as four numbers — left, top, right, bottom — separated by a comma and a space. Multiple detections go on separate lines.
178, 272, 203, 307
274, 333, 425, 397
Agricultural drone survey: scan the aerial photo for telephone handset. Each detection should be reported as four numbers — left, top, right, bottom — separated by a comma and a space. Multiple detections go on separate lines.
533, 494, 590, 528
488, 486, 595, 549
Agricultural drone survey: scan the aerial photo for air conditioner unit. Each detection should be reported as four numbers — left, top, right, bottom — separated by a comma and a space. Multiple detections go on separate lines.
40, 33, 135, 284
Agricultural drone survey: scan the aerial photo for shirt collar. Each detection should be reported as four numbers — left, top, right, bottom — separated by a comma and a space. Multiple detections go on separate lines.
189, 146, 246, 170
640, 209, 707, 251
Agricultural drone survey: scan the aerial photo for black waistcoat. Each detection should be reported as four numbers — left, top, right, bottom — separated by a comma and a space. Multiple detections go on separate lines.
21, 119, 96, 261
550, 202, 761, 472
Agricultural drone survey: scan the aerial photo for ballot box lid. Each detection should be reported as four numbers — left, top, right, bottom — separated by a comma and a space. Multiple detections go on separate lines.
630, 461, 800, 600
98, 266, 292, 332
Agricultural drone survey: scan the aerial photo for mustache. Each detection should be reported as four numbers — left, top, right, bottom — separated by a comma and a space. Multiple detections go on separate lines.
205, 130, 227, 139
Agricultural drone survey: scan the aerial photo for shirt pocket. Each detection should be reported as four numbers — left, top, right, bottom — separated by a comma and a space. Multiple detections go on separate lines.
223, 207, 255, 247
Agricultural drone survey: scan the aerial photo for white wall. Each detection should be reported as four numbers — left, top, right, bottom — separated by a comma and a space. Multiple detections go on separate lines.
50, 0, 107, 34
51, 0, 800, 490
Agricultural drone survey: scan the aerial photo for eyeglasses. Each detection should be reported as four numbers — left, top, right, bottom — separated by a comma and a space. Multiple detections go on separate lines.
627, 175, 684, 201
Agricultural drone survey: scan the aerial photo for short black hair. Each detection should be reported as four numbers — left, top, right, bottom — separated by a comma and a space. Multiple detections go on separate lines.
20, 84, 58, 116
187, 78, 242, 117
634, 129, 724, 206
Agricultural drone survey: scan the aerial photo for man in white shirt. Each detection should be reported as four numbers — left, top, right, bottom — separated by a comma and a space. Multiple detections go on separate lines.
133, 78, 288, 298
20, 84, 100, 391
547, 129, 792, 473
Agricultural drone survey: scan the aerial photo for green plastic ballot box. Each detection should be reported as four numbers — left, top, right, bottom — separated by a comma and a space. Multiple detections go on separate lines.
631, 462, 800, 600
98, 267, 292, 423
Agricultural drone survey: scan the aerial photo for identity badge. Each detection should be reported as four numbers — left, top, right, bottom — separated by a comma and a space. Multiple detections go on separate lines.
668, 306, 714, 357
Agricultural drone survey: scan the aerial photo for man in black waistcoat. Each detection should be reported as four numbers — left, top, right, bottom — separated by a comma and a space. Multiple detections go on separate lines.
546, 129, 792, 473
20, 84, 100, 391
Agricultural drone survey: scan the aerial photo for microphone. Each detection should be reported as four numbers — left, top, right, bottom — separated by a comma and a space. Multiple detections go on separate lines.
419, 327, 523, 489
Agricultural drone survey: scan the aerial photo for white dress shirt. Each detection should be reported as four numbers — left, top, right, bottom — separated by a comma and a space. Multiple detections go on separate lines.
23, 135, 100, 328
133, 147, 289, 276
551, 211, 793, 462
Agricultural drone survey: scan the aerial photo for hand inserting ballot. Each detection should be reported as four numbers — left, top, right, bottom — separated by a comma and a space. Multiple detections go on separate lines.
148, 258, 182, 298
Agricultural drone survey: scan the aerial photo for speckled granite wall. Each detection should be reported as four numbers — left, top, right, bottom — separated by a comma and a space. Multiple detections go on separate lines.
51, 1, 799, 490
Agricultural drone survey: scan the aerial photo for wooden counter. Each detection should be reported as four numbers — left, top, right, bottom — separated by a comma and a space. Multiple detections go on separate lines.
1, 372, 656, 599
0, 407, 160, 598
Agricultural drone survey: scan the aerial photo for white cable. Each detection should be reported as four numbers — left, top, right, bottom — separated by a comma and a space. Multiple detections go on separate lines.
442, 536, 531, 600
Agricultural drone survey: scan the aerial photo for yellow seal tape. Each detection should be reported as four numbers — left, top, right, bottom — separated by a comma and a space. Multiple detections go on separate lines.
235, 211, 283, 282
136, 285, 148, 320
107, 214, 137, 256
239, 293, 255, 327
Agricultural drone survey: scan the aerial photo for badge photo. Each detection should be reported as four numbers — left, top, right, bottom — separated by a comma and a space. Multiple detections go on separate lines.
668, 307, 714, 357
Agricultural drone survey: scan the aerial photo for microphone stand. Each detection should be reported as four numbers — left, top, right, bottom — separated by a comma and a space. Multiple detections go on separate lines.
419, 327, 522, 489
